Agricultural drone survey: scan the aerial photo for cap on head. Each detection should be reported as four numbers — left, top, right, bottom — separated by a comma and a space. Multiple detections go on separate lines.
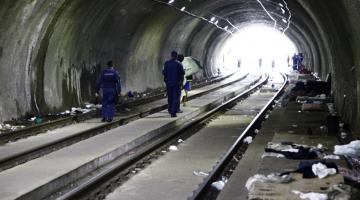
171, 51, 178, 58
107, 61, 113, 67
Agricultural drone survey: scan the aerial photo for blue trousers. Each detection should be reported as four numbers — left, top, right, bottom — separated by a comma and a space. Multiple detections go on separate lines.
166, 83, 181, 115
102, 88, 117, 120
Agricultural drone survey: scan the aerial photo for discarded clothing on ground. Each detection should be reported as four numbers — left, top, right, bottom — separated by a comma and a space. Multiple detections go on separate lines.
323, 155, 341, 160
292, 190, 327, 200
346, 157, 360, 169
293, 184, 357, 200
291, 80, 330, 97
326, 184, 359, 200
296, 94, 329, 104
265, 146, 318, 159
291, 81, 307, 96
0, 123, 26, 133
283, 160, 339, 179
306, 80, 331, 96
334, 141, 360, 157
267, 142, 325, 151
339, 167, 360, 187
245, 173, 292, 191
71, 107, 93, 114
312, 162, 337, 179
301, 103, 324, 111
261, 152, 285, 159
265, 142, 322, 160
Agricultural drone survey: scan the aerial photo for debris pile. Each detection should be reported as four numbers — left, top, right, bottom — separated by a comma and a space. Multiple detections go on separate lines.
0, 123, 26, 133
58, 103, 96, 116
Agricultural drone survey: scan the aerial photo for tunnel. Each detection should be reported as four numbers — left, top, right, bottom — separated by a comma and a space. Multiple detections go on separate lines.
0, 0, 359, 133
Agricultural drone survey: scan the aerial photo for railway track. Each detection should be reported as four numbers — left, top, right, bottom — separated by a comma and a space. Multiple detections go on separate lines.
0, 73, 240, 144
51, 73, 286, 200
0, 72, 251, 172
189, 74, 288, 200
0, 73, 275, 200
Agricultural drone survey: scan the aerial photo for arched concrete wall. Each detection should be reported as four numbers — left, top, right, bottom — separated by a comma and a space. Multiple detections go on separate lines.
0, 0, 359, 132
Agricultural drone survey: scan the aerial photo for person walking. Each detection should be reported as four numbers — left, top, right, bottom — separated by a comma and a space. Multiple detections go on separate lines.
96, 61, 121, 122
163, 51, 185, 117
177, 54, 185, 112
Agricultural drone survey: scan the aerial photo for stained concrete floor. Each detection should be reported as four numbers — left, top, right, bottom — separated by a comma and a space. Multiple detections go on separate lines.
218, 76, 347, 200
105, 92, 277, 200
0, 74, 258, 200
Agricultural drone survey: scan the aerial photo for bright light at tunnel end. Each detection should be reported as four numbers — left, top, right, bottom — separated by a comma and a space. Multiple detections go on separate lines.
216, 24, 298, 74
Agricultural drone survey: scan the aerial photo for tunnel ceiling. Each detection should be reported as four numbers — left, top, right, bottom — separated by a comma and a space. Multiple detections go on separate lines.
0, 0, 360, 132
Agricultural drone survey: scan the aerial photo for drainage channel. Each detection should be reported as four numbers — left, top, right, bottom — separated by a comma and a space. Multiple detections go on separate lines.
53, 74, 271, 200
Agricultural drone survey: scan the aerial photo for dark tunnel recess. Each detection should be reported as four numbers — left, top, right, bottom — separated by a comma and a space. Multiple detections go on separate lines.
0, 0, 359, 132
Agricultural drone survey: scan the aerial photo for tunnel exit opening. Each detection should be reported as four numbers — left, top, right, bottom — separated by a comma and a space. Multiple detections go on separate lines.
216, 24, 298, 74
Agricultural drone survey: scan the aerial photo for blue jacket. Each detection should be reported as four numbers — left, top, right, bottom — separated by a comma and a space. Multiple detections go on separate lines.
97, 68, 121, 94
162, 59, 185, 85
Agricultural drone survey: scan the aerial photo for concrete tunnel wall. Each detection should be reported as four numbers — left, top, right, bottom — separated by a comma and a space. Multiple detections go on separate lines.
0, 0, 359, 133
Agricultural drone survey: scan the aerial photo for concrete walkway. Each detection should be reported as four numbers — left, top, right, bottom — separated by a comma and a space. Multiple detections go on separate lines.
0, 74, 259, 200
0, 72, 248, 170
218, 73, 348, 200
105, 82, 281, 200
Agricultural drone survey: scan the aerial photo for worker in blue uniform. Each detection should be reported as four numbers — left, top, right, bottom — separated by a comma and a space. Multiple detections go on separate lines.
96, 61, 121, 122
163, 51, 185, 117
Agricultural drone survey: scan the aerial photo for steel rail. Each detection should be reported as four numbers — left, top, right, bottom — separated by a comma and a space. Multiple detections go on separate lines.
0, 117, 76, 144
0, 73, 249, 172
122, 72, 236, 108
0, 73, 241, 144
188, 73, 288, 200
57, 74, 269, 200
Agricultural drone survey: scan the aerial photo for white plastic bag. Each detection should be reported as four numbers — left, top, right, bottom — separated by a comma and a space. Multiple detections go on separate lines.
334, 140, 360, 157
244, 136, 253, 144
211, 180, 225, 191
169, 145, 178, 151
312, 163, 336, 179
